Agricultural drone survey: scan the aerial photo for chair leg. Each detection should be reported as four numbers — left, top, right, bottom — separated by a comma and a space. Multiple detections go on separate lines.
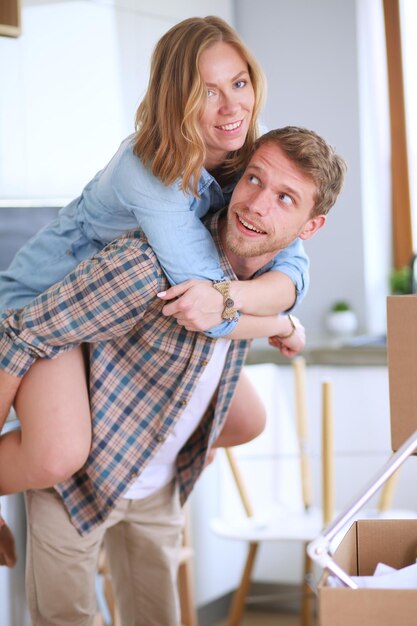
97, 545, 120, 626
178, 556, 197, 626
228, 542, 259, 626
300, 549, 314, 626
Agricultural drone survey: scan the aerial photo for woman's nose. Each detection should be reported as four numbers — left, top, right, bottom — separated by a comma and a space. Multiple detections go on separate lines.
218, 92, 239, 115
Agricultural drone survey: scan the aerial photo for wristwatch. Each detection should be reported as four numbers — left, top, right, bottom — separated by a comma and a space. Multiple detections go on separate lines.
212, 280, 238, 321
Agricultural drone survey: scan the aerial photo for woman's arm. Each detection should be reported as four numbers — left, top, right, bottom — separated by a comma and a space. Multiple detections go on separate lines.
158, 270, 296, 332
230, 271, 296, 315
124, 165, 308, 336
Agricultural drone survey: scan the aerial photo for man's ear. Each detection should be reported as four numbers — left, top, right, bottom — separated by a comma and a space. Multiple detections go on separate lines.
299, 215, 326, 241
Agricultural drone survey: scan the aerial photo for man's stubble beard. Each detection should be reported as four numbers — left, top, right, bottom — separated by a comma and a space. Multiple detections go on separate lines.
225, 226, 295, 259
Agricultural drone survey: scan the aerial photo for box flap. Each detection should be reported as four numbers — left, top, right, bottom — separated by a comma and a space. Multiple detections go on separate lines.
387, 296, 417, 452
356, 519, 417, 573
330, 522, 359, 575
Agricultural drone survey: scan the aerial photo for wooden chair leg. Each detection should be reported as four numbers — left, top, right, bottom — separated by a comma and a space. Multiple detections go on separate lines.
300, 549, 314, 626
97, 545, 120, 626
178, 554, 197, 626
228, 542, 259, 626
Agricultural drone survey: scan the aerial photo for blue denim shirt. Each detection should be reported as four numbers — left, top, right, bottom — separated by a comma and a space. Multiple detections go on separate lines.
0, 134, 309, 336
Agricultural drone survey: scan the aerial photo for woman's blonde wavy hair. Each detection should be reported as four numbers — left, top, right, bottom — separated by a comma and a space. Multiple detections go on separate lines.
134, 16, 266, 197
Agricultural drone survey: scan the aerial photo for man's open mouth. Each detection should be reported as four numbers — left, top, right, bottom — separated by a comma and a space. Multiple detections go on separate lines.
238, 214, 266, 234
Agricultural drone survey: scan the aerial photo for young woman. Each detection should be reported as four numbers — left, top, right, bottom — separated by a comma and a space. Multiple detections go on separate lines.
0, 17, 308, 505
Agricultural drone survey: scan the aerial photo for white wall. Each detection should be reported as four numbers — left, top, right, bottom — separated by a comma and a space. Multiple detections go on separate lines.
236, 0, 391, 336
0, 0, 397, 618
0, 0, 234, 199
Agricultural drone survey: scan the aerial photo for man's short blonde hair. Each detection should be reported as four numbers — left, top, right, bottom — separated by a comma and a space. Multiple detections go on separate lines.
254, 127, 347, 216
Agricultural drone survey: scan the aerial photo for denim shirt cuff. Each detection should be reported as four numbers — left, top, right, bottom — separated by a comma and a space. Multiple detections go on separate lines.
203, 311, 240, 338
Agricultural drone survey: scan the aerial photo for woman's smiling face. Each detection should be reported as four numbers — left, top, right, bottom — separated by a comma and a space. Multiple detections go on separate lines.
199, 41, 255, 170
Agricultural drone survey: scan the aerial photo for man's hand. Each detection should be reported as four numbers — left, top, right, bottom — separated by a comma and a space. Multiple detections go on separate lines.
269, 316, 306, 357
0, 518, 17, 567
157, 280, 223, 331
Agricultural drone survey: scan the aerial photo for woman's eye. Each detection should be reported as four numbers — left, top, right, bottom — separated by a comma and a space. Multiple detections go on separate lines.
207, 89, 216, 97
234, 80, 247, 89
279, 193, 293, 205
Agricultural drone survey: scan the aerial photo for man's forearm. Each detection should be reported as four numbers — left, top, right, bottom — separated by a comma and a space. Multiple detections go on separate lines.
0, 369, 21, 429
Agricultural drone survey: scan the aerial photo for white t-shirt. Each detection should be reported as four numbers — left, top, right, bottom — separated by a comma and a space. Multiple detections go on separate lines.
123, 339, 230, 500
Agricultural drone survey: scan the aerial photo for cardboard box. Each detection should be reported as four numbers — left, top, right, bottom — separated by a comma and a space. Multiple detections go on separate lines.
387, 295, 417, 452
318, 519, 417, 626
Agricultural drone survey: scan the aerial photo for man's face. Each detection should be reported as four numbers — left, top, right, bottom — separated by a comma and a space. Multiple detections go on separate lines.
225, 142, 325, 261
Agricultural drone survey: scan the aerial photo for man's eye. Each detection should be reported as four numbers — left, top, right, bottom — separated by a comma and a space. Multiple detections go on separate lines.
279, 193, 293, 205
248, 174, 260, 185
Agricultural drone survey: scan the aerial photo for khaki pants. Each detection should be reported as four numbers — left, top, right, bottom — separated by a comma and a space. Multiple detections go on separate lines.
25, 481, 183, 626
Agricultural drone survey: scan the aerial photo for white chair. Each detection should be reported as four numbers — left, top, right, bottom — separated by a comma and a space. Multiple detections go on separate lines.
210, 357, 413, 626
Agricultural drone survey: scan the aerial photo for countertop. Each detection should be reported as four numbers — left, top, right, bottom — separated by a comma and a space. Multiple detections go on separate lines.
246, 334, 387, 367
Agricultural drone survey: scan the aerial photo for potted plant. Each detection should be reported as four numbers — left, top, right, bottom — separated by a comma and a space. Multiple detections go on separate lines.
326, 300, 358, 336
389, 266, 412, 295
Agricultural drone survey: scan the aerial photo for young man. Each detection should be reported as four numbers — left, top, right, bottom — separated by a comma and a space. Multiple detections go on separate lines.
0, 127, 345, 625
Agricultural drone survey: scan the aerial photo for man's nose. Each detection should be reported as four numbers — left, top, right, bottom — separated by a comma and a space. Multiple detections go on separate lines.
246, 188, 272, 216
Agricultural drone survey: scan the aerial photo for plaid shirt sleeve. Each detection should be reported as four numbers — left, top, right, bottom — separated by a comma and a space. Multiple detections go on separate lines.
0, 236, 163, 378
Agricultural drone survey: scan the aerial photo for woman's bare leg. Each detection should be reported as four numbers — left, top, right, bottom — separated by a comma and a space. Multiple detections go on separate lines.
0, 347, 91, 494
214, 369, 266, 448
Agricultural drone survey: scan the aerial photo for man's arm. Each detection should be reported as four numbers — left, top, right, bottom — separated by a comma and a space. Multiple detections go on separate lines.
0, 237, 162, 380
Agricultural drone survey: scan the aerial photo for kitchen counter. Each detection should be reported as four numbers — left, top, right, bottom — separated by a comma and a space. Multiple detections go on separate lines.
246, 334, 387, 367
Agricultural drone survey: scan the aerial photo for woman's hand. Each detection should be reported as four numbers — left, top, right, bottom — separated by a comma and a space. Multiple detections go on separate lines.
269, 316, 306, 357
157, 280, 223, 331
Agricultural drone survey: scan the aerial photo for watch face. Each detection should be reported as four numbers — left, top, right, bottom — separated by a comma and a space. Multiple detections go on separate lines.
225, 298, 234, 308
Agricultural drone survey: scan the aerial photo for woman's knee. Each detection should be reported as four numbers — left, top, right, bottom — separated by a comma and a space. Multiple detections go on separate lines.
14, 350, 92, 486
25, 426, 91, 487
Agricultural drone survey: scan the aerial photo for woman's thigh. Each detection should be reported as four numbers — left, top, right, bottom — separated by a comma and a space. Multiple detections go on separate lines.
14, 348, 92, 480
